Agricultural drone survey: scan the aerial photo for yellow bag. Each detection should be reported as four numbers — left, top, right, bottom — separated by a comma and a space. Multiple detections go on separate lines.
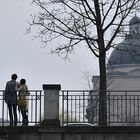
17, 99, 27, 107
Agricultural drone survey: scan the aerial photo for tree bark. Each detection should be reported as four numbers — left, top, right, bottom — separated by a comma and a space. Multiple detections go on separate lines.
99, 52, 107, 125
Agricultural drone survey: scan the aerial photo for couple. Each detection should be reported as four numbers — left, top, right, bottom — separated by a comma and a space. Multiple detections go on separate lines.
4, 74, 29, 126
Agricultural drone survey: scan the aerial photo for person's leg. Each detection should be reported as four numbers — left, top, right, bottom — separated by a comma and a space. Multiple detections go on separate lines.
21, 110, 28, 126
12, 104, 17, 126
21, 111, 24, 119
25, 111, 28, 126
21, 110, 26, 125
7, 104, 13, 126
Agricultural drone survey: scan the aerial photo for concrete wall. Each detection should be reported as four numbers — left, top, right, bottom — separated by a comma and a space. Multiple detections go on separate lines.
1, 126, 140, 140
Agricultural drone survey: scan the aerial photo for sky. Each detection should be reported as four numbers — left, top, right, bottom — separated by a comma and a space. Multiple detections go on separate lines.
0, 0, 101, 90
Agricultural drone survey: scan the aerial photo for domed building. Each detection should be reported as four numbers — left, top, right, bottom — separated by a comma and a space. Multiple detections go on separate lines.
86, 15, 140, 125
93, 15, 140, 91
108, 15, 140, 71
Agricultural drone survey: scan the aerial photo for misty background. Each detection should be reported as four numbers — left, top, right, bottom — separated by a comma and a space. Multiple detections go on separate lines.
0, 0, 100, 90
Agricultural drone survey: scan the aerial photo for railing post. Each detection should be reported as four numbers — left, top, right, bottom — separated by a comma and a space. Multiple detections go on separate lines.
42, 84, 61, 126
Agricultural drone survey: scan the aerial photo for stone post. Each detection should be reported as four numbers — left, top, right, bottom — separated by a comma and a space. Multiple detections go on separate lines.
42, 84, 61, 126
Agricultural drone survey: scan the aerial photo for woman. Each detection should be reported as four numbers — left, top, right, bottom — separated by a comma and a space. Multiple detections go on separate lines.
17, 79, 29, 126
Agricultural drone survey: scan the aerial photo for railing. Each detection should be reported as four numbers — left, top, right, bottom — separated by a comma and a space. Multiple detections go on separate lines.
60, 90, 140, 126
2, 89, 140, 126
0, 90, 44, 126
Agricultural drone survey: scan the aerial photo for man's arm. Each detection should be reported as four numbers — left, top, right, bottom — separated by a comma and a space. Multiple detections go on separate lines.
4, 82, 9, 103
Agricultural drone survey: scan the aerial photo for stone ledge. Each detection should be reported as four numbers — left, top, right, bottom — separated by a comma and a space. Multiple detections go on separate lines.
62, 126, 140, 134
1, 126, 140, 134
43, 84, 61, 90
41, 119, 60, 127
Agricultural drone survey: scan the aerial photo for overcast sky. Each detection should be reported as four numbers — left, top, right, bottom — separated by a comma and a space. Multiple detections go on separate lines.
0, 0, 101, 90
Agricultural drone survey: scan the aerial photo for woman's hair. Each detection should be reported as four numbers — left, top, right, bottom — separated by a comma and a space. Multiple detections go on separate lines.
20, 79, 26, 85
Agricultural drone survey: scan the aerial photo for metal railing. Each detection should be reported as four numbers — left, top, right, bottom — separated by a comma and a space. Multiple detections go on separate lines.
0, 90, 44, 126
60, 90, 140, 126
2, 89, 140, 126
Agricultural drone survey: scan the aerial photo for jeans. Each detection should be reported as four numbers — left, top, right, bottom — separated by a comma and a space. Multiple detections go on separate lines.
7, 104, 17, 126
21, 111, 28, 126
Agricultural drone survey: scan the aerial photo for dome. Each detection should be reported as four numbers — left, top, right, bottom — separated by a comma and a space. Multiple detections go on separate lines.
108, 35, 140, 66
129, 15, 140, 25
108, 15, 140, 67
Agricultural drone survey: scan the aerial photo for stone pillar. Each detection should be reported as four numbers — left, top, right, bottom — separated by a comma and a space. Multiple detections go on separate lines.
42, 84, 61, 126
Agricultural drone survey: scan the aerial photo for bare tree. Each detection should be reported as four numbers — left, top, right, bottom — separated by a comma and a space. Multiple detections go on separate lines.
82, 71, 93, 90
28, 0, 140, 125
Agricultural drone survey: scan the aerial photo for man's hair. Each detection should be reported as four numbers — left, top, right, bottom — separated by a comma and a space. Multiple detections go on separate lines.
11, 74, 18, 80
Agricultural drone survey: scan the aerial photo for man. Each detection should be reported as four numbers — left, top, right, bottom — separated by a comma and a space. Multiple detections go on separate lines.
5, 74, 18, 126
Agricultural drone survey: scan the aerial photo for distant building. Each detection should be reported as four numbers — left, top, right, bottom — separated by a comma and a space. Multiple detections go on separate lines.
86, 15, 140, 124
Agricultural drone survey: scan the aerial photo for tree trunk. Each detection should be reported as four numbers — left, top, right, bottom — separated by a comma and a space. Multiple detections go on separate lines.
93, 0, 107, 125
98, 53, 107, 125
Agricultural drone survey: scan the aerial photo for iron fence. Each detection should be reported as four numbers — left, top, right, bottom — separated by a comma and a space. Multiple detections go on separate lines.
60, 90, 140, 126
0, 90, 44, 126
